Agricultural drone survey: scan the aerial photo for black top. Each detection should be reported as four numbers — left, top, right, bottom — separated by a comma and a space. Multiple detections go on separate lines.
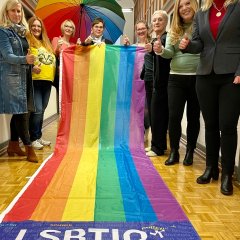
153, 32, 171, 89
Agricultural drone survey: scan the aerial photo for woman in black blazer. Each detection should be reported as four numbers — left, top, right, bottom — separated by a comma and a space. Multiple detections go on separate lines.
180, 0, 240, 195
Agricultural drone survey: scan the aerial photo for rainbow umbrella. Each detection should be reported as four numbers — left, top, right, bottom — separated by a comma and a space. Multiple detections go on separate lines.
35, 0, 125, 43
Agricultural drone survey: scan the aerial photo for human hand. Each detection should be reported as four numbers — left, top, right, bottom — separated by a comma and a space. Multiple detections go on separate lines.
145, 42, 152, 52
85, 35, 93, 44
57, 36, 63, 46
233, 75, 240, 84
76, 38, 81, 45
179, 33, 190, 50
26, 49, 35, 64
153, 35, 162, 54
123, 35, 130, 46
32, 63, 41, 74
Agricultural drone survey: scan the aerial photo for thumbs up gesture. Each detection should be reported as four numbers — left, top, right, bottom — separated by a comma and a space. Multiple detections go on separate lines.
179, 33, 190, 50
26, 49, 35, 64
57, 36, 64, 46
32, 63, 41, 74
153, 35, 163, 54
123, 35, 130, 46
145, 41, 152, 53
76, 38, 81, 45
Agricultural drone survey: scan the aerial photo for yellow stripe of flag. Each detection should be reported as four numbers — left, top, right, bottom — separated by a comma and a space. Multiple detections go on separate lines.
62, 46, 105, 220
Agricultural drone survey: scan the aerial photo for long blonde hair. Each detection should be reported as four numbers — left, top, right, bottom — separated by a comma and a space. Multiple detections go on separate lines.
169, 0, 198, 45
0, 0, 28, 28
27, 16, 54, 54
202, 0, 237, 10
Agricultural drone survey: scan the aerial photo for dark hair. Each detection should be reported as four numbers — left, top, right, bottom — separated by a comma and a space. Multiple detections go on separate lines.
92, 17, 105, 28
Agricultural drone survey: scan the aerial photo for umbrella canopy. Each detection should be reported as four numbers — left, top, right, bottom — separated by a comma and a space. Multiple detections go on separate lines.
35, 0, 125, 43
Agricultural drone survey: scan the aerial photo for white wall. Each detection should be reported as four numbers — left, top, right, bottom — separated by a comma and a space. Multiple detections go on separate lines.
0, 89, 57, 145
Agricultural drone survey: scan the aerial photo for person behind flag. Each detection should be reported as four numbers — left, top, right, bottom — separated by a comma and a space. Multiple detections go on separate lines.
52, 19, 80, 92
123, 20, 152, 143
82, 17, 113, 46
0, 0, 38, 162
27, 16, 56, 150
154, 0, 200, 165
179, 0, 240, 195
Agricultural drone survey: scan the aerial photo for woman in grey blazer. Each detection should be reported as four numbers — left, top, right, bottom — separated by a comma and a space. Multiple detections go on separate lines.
180, 0, 240, 195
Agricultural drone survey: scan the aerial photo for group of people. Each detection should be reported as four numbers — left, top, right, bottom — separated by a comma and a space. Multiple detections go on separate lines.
0, 0, 240, 196
0, 0, 111, 163
124, 0, 240, 196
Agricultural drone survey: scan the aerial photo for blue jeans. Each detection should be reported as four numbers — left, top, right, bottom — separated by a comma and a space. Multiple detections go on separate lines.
29, 80, 52, 141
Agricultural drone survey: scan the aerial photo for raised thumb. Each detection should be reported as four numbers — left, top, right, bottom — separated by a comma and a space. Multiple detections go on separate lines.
27, 49, 31, 55
184, 33, 189, 40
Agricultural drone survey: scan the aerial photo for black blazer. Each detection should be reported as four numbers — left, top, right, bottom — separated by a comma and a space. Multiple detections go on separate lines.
184, 1, 240, 76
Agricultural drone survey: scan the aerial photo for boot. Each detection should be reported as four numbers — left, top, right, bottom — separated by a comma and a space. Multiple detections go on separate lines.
165, 149, 179, 166
196, 166, 219, 184
25, 145, 38, 163
7, 141, 26, 156
183, 148, 194, 166
221, 174, 233, 196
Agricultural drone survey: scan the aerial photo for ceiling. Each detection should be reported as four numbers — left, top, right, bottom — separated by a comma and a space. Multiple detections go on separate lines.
116, 0, 134, 8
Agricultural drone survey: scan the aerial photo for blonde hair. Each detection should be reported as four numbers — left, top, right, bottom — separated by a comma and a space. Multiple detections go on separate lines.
202, 0, 237, 10
0, 0, 28, 29
169, 0, 198, 45
60, 19, 76, 37
27, 16, 54, 53
152, 10, 169, 25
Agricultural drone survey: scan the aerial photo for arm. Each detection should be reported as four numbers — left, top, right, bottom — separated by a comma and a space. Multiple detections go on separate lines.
180, 14, 204, 54
160, 33, 176, 59
52, 37, 62, 56
0, 29, 27, 64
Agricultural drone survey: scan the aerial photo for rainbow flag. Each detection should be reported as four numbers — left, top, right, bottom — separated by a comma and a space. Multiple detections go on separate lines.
0, 45, 199, 239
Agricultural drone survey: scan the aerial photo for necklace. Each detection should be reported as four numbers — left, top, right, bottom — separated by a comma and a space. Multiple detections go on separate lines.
212, 2, 225, 17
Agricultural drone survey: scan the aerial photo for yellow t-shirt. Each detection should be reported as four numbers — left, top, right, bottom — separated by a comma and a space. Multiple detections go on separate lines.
31, 46, 56, 81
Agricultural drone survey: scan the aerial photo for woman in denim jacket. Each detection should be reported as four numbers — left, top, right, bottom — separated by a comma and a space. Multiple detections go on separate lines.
0, 0, 38, 162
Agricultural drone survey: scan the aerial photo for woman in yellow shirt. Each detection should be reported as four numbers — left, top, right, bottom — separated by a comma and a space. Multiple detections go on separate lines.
27, 16, 56, 149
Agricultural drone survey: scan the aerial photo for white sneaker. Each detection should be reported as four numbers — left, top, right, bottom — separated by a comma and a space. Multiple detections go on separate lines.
144, 128, 150, 142
32, 140, 44, 150
146, 150, 157, 157
38, 138, 51, 146
145, 147, 151, 152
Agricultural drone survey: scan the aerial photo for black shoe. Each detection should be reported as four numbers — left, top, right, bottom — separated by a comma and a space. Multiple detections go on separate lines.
196, 166, 219, 184
183, 148, 194, 166
221, 174, 233, 196
165, 149, 179, 166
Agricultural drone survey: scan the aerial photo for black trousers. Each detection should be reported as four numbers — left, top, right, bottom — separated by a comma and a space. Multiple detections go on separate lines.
150, 87, 168, 153
168, 74, 200, 150
10, 113, 31, 145
196, 73, 240, 175
144, 80, 153, 129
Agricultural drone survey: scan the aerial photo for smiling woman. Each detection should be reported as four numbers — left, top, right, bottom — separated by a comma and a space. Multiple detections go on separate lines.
27, 16, 56, 150
153, 0, 200, 167
0, 0, 39, 162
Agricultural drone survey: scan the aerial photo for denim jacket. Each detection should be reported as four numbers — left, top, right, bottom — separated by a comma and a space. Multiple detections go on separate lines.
0, 27, 34, 114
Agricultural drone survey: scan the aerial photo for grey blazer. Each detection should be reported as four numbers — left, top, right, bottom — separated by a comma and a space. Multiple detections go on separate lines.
185, 0, 240, 76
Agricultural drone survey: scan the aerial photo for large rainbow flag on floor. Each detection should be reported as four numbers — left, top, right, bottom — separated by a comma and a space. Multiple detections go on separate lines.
0, 45, 199, 239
